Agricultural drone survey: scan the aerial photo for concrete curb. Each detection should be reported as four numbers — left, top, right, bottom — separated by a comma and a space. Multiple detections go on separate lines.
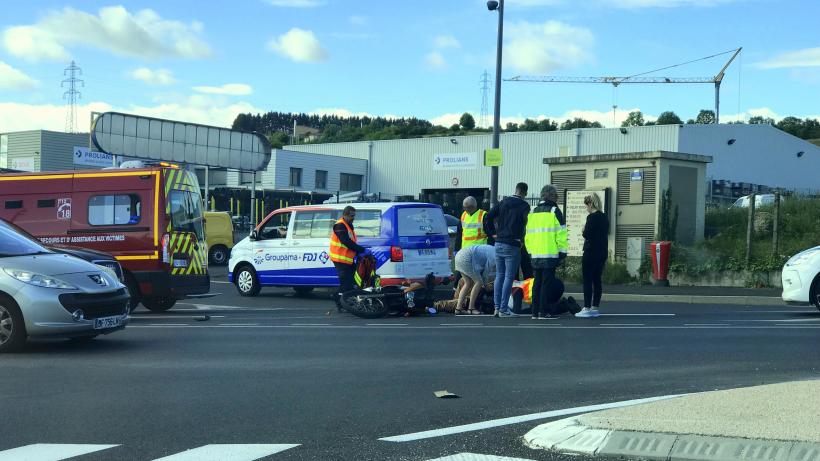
564, 292, 784, 306
524, 416, 820, 461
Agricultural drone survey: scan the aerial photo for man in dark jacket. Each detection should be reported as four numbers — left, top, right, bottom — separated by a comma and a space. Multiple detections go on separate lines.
484, 182, 531, 317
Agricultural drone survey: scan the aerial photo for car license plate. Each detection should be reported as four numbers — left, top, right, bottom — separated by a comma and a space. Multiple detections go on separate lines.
417, 249, 436, 256
94, 316, 122, 330
173, 259, 189, 268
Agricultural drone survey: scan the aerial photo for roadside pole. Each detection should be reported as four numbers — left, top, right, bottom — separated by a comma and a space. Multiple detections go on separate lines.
772, 191, 780, 257
745, 193, 756, 266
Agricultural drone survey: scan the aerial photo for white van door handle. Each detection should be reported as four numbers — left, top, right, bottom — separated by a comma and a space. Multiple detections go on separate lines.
279, 242, 288, 246
292, 242, 300, 246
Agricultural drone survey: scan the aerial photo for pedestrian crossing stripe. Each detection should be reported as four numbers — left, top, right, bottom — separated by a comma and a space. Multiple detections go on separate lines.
151, 444, 300, 461
0, 444, 119, 461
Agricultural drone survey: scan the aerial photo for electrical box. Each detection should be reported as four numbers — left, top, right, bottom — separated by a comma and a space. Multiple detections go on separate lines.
626, 237, 646, 277
629, 169, 644, 204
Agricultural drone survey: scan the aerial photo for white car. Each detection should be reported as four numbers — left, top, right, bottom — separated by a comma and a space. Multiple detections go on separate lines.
782, 246, 820, 310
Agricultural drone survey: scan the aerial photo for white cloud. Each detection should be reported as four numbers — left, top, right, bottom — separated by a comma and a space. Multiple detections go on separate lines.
505, 20, 594, 74
0, 96, 265, 133
130, 67, 175, 86
425, 51, 447, 70
756, 47, 820, 69
267, 28, 329, 63
0, 61, 39, 90
3, 6, 211, 62
349, 15, 367, 25
192, 83, 253, 96
265, 0, 325, 7
433, 35, 460, 49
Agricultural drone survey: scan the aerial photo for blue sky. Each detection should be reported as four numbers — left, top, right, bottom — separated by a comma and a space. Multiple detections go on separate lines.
1, 0, 818, 132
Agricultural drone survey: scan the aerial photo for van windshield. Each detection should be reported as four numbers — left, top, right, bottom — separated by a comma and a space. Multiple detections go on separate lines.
397, 207, 447, 236
0, 221, 50, 257
170, 190, 205, 241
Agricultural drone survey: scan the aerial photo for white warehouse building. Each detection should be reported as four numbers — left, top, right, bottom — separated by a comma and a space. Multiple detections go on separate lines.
264, 124, 819, 203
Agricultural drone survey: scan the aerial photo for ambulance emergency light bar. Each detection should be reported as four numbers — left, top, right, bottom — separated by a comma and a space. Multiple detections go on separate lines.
91, 112, 271, 172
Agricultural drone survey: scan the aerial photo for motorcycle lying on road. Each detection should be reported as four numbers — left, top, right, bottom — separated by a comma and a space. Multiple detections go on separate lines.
338, 255, 441, 319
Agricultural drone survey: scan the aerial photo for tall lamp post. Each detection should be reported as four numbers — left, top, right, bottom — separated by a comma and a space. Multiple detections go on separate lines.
487, 0, 504, 206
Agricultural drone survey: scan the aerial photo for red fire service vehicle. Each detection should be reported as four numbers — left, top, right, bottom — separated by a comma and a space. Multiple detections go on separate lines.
0, 163, 210, 312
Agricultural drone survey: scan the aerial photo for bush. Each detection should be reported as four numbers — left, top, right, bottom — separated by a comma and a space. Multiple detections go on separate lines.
672, 197, 820, 276
557, 256, 635, 285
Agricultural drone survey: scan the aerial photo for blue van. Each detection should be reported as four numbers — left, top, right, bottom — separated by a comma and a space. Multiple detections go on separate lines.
228, 203, 453, 296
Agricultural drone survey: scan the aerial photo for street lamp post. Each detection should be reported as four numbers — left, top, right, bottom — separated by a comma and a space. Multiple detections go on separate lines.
488, 0, 504, 206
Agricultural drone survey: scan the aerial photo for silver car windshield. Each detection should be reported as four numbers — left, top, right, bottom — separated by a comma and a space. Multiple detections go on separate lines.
0, 222, 50, 257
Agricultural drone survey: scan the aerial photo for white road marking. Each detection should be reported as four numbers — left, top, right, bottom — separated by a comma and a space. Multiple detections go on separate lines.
684, 323, 728, 326
177, 304, 285, 311
126, 324, 820, 330
440, 323, 484, 326
149, 323, 189, 326
291, 323, 332, 326
0, 444, 118, 461
130, 315, 225, 319
210, 280, 232, 284
219, 323, 260, 326
600, 323, 645, 326
151, 444, 299, 461
366, 323, 408, 326
379, 394, 686, 442
426, 453, 536, 461
599, 313, 675, 317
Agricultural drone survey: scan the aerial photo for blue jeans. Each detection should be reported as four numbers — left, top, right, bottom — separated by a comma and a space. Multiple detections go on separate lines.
494, 242, 521, 312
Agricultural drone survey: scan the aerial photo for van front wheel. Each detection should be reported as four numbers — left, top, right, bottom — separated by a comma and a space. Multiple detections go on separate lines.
142, 297, 176, 312
235, 265, 261, 297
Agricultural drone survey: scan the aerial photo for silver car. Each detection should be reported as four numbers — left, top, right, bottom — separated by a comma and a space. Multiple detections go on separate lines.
0, 220, 129, 352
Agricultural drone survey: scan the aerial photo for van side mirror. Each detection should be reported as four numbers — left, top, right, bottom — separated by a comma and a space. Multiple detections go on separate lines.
250, 229, 258, 240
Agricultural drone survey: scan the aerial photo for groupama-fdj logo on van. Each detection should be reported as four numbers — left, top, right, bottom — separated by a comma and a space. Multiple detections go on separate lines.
254, 251, 330, 265
303, 251, 330, 264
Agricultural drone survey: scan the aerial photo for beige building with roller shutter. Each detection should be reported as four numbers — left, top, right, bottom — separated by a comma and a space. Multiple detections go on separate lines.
545, 151, 712, 260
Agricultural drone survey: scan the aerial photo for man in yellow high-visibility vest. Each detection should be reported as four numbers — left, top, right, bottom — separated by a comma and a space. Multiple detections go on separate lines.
459, 196, 487, 251
524, 185, 568, 319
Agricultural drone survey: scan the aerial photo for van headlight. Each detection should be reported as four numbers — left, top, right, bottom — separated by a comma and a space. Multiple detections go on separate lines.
3, 269, 77, 289
786, 248, 820, 267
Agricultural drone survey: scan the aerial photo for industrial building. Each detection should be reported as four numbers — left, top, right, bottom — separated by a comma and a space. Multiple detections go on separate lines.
0, 130, 91, 172
272, 124, 818, 209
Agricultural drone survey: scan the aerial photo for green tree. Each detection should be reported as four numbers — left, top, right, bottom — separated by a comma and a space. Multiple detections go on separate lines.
749, 115, 775, 125
621, 110, 645, 127
459, 112, 476, 130
656, 111, 683, 125
776, 116, 804, 137
695, 109, 716, 124
560, 118, 604, 130
267, 131, 290, 148
505, 122, 519, 132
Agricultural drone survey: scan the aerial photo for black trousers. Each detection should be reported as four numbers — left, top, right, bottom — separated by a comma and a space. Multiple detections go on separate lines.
531, 267, 556, 317
519, 245, 533, 280
582, 257, 606, 308
334, 262, 356, 295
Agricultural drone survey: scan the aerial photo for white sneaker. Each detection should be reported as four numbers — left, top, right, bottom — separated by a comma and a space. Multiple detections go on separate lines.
575, 308, 592, 318
589, 308, 600, 318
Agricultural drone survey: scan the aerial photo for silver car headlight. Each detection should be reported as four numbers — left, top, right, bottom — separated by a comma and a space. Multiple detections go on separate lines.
786, 248, 820, 267
3, 269, 77, 289
96, 264, 120, 282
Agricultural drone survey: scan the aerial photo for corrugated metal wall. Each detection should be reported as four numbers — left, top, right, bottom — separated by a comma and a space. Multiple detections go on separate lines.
6, 131, 42, 171
272, 149, 367, 192
40, 131, 90, 171
285, 126, 681, 198
678, 124, 820, 192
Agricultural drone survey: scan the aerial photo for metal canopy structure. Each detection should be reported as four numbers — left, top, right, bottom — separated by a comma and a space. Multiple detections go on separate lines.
91, 112, 271, 172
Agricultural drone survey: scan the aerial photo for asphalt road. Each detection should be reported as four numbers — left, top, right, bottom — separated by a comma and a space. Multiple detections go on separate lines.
2, 270, 820, 461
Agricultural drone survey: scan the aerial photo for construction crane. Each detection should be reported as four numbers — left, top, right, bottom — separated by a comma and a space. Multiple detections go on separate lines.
505, 47, 742, 124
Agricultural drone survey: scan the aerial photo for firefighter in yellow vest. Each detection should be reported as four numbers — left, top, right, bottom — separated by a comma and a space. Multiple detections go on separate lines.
524, 185, 568, 319
330, 206, 367, 310
459, 196, 487, 250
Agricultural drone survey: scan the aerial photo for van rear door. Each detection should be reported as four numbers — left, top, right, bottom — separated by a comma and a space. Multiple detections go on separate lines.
394, 206, 451, 279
